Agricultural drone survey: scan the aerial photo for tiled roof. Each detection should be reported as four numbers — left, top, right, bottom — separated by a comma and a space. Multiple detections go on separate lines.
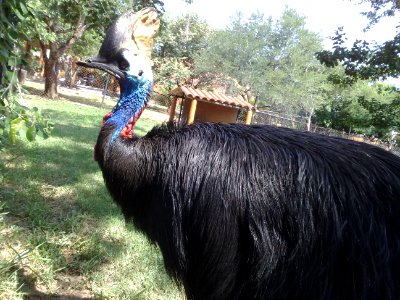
170, 86, 254, 111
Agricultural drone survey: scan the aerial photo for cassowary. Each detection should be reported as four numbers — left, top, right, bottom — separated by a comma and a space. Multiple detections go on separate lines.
78, 8, 400, 300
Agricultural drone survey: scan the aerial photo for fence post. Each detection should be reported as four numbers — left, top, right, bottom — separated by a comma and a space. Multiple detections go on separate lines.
101, 74, 111, 108
169, 96, 178, 122
187, 99, 197, 125
245, 110, 253, 125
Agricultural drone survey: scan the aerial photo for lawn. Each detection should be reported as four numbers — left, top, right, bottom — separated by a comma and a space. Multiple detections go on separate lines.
0, 92, 182, 299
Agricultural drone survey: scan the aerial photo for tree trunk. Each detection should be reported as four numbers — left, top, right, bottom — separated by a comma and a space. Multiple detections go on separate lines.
184, 14, 190, 42
306, 108, 315, 132
39, 12, 89, 99
0, 65, 3, 87
307, 114, 312, 132
43, 49, 59, 99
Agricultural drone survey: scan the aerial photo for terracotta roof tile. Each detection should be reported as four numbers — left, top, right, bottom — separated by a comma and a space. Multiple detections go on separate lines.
170, 86, 253, 110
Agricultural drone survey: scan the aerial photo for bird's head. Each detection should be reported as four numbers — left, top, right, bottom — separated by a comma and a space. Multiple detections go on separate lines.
77, 7, 159, 86
80, 47, 153, 87
77, 8, 160, 145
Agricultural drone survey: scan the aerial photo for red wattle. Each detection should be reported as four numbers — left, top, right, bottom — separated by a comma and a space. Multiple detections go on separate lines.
121, 117, 136, 140
94, 111, 114, 161
103, 111, 113, 124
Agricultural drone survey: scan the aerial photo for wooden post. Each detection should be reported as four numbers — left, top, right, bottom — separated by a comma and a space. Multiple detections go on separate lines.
245, 110, 253, 125
169, 96, 178, 122
40, 50, 45, 77
187, 98, 197, 125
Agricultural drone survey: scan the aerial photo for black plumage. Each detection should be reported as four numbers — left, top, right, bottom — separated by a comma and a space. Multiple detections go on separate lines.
96, 122, 400, 300
77, 8, 400, 300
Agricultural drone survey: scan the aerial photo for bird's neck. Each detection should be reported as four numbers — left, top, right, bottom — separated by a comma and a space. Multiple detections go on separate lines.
106, 78, 153, 143
94, 77, 153, 162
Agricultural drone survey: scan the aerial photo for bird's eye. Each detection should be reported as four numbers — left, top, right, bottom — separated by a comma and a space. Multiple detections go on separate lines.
138, 70, 143, 76
119, 60, 129, 70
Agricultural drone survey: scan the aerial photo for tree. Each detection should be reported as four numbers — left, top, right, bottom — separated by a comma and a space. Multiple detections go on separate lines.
315, 78, 373, 132
315, 79, 400, 137
358, 0, 400, 28
153, 14, 211, 90
26, 0, 195, 99
316, 28, 400, 80
357, 85, 400, 136
194, 9, 328, 121
132, 0, 194, 11
316, 0, 400, 80
26, 0, 132, 99
294, 65, 333, 131
132, 0, 165, 12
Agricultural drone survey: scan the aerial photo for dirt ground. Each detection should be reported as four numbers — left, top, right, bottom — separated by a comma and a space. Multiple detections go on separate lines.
140, 106, 169, 123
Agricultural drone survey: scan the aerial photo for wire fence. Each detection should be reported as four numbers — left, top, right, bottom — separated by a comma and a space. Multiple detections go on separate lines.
74, 67, 119, 95
253, 110, 400, 156
66, 67, 173, 109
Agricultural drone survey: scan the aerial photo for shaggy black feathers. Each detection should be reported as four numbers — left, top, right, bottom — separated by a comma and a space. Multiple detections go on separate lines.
96, 122, 400, 300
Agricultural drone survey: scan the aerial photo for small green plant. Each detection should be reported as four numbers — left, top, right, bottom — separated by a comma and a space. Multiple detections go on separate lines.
0, 94, 54, 147
0, 0, 54, 149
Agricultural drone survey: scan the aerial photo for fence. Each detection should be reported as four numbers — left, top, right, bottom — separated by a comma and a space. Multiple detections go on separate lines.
253, 110, 400, 156
62, 66, 175, 109
59, 65, 120, 105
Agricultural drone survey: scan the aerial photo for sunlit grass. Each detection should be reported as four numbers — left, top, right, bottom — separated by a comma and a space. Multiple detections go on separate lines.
0, 93, 182, 299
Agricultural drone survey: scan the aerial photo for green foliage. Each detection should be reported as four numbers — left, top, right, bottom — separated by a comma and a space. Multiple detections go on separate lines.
0, 95, 54, 146
70, 28, 103, 58
360, 0, 400, 28
315, 81, 400, 138
153, 57, 191, 90
132, 0, 165, 12
0, 0, 30, 86
316, 1, 400, 80
194, 9, 327, 117
155, 14, 210, 60
29, 0, 131, 36
28, 0, 127, 49
0, 0, 53, 148
316, 28, 400, 80
153, 14, 211, 89
357, 87, 400, 136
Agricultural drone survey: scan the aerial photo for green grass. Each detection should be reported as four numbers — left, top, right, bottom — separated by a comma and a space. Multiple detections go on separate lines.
0, 94, 183, 299
23, 80, 116, 110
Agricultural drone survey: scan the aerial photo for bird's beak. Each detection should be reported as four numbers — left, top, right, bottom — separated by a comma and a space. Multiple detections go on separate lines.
76, 56, 125, 79
76, 7, 160, 80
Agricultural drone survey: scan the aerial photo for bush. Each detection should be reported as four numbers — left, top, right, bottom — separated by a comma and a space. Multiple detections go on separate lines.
0, 0, 53, 148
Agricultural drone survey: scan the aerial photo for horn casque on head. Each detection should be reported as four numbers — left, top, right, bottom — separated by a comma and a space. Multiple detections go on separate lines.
77, 8, 160, 79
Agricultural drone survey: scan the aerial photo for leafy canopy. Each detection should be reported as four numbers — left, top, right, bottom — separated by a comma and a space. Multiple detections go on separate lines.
315, 80, 400, 137
316, 0, 400, 80
193, 8, 327, 117
153, 14, 211, 90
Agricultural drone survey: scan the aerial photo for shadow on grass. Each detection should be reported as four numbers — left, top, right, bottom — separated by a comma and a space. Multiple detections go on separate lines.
1, 107, 123, 219
0, 104, 171, 298
17, 269, 98, 300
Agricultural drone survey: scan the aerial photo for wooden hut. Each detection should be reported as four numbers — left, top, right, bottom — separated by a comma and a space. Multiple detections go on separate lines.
169, 86, 254, 125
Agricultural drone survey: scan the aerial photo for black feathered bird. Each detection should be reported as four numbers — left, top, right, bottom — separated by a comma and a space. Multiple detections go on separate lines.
78, 8, 400, 300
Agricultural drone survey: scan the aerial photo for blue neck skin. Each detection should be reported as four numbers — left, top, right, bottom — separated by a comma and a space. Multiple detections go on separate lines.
105, 75, 153, 143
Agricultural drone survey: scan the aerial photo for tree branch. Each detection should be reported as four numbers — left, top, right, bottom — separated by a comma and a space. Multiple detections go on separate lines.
55, 28, 74, 35
57, 12, 89, 55
38, 38, 48, 62
43, 15, 56, 33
